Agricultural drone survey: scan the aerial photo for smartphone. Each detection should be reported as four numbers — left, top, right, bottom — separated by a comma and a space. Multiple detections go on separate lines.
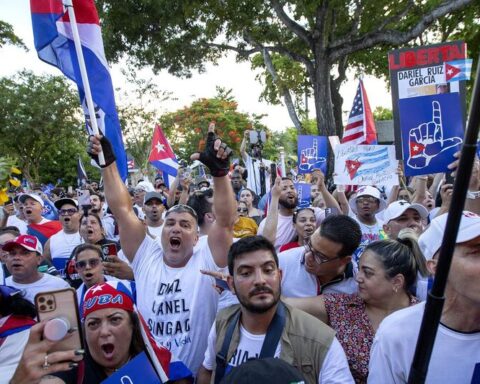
270, 163, 277, 186
101, 242, 118, 262
445, 172, 455, 185
215, 278, 230, 291
35, 288, 83, 353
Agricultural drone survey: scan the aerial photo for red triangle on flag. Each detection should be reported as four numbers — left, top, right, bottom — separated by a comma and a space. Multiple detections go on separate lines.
445, 63, 461, 81
409, 141, 425, 157
148, 124, 176, 161
345, 159, 362, 179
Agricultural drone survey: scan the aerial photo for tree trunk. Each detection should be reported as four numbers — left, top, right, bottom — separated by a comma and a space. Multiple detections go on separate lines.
330, 80, 344, 138
312, 59, 336, 137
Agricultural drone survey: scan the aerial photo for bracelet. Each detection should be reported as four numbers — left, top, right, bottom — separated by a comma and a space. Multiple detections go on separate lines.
466, 190, 480, 199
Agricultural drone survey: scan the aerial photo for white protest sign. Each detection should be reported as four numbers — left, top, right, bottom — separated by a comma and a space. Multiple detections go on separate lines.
334, 144, 399, 187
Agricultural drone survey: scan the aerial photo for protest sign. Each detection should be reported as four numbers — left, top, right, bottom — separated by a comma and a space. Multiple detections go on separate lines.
297, 135, 327, 174
294, 183, 311, 208
334, 144, 398, 187
102, 352, 160, 384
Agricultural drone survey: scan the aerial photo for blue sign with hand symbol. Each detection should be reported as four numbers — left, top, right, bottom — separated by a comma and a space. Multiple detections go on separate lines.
399, 93, 464, 176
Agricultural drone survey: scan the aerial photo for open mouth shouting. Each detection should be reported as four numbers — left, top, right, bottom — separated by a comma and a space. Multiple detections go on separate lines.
169, 237, 181, 250
100, 342, 115, 360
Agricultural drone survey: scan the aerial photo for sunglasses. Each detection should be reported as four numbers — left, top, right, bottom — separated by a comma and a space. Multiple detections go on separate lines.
59, 208, 78, 216
166, 204, 198, 220
237, 208, 248, 213
75, 258, 101, 270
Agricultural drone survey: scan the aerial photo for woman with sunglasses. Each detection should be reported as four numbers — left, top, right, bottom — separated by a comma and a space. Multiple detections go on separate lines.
286, 229, 425, 383
72, 244, 135, 318
279, 207, 316, 252
233, 201, 258, 238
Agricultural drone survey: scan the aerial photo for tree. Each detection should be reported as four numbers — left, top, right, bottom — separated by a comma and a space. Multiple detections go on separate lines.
0, 71, 86, 186
159, 87, 268, 161
97, 0, 473, 137
373, 106, 393, 121
0, 20, 26, 50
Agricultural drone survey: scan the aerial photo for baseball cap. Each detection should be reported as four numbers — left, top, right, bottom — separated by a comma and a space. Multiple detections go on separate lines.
54, 198, 78, 210
349, 186, 386, 214
144, 191, 165, 205
418, 211, 480, 260
18, 193, 44, 207
2, 234, 43, 255
82, 281, 134, 319
195, 176, 210, 188
383, 200, 428, 223
220, 358, 306, 384
134, 181, 154, 193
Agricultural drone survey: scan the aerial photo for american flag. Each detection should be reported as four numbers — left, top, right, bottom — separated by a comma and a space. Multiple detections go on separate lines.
341, 80, 377, 145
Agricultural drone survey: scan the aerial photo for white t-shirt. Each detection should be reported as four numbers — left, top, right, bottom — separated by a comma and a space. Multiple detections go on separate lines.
203, 321, 355, 383
147, 224, 163, 239
258, 207, 325, 250
0, 320, 31, 384
242, 152, 272, 196
6, 273, 70, 303
6, 215, 28, 234
132, 235, 227, 375
102, 214, 117, 241
49, 230, 82, 277
352, 217, 385, 265
368, 301, 480, 384
279, 247, 358, 297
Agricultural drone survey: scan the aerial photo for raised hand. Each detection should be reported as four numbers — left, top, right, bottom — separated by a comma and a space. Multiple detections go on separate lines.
407, 101, 462, 169
299, 138, 326, 172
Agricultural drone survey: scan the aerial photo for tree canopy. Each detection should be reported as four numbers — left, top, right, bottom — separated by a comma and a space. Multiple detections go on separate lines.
159, 87, 269, 161
97, 0, 475, 137
0, 71, 93, 186
0, 20, 26, 50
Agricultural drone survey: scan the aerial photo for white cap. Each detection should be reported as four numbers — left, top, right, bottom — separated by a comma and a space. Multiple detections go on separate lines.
349, 186, 386, 214
418, 211, 480, 260
383, 200, 429, 223
134, 181, 154, 193
18, 193, 44, 207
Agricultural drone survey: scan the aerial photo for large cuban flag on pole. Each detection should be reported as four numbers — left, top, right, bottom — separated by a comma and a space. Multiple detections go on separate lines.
30, 0, 128, 181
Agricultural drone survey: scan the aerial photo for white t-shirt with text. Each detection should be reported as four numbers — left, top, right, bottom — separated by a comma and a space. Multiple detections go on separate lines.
6, 273, 70, 303
132, 235, 227, 375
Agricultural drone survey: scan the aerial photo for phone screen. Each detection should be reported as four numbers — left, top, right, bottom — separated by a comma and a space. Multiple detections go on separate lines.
101, 243, 118, 262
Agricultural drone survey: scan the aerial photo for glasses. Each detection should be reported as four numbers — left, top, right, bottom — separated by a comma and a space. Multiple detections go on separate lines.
59, 208, 78, 216
304, 240, 342, 265
237, 208, 248, 213
166, 204, 198, 219
75, 258, 101, 270
356, 197, 378, 204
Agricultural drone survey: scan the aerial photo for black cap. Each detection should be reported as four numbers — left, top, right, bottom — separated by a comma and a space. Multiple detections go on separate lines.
54, 198, 79, 210
144, 192, 165, 205
220, 358, 306, 384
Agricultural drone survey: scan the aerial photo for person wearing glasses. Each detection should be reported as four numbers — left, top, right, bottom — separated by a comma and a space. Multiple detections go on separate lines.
286, 230, 423, 383
233, 201, 258, 238
279, 215, 361, 298
43, 198, 82, 278
86, 122, 237, 377
348, 186, 388, 265
72, 243, 135, 317
3, 234, 69, 303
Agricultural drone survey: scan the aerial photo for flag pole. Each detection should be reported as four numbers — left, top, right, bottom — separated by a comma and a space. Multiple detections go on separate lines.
407, 57, 480, 384
63, 0, 105, 166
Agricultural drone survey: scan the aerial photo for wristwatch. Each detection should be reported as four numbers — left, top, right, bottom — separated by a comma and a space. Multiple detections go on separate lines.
467, 190, 480, 199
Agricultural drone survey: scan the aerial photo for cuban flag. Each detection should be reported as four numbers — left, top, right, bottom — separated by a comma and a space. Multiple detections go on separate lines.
148, 124, 179, 188
30, 0, 128, 181
345, 147, 390, 180
445, 59, 472, 82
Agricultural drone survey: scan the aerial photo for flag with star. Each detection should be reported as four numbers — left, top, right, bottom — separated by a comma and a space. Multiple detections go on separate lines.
341, 80, 377, 145
444, 59, 472, 82
148, 124, 179, 188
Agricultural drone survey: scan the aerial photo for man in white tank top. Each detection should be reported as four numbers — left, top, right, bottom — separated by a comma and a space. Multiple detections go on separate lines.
43, 198, 82, 277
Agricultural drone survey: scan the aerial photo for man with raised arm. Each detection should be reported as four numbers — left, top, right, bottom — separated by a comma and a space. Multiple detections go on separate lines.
88, 123, 237, 376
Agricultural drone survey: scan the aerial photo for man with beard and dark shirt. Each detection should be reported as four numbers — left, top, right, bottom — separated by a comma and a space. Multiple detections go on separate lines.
198, 236, 354, 383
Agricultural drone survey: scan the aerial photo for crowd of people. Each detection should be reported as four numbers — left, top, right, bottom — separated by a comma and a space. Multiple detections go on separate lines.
0, 126, 479, 384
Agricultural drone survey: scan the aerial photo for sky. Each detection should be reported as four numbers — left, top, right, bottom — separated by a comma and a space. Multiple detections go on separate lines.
0, 1, 393, 133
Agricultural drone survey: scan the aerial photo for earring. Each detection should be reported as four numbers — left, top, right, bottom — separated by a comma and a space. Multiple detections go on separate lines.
393, 287, 398, 293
